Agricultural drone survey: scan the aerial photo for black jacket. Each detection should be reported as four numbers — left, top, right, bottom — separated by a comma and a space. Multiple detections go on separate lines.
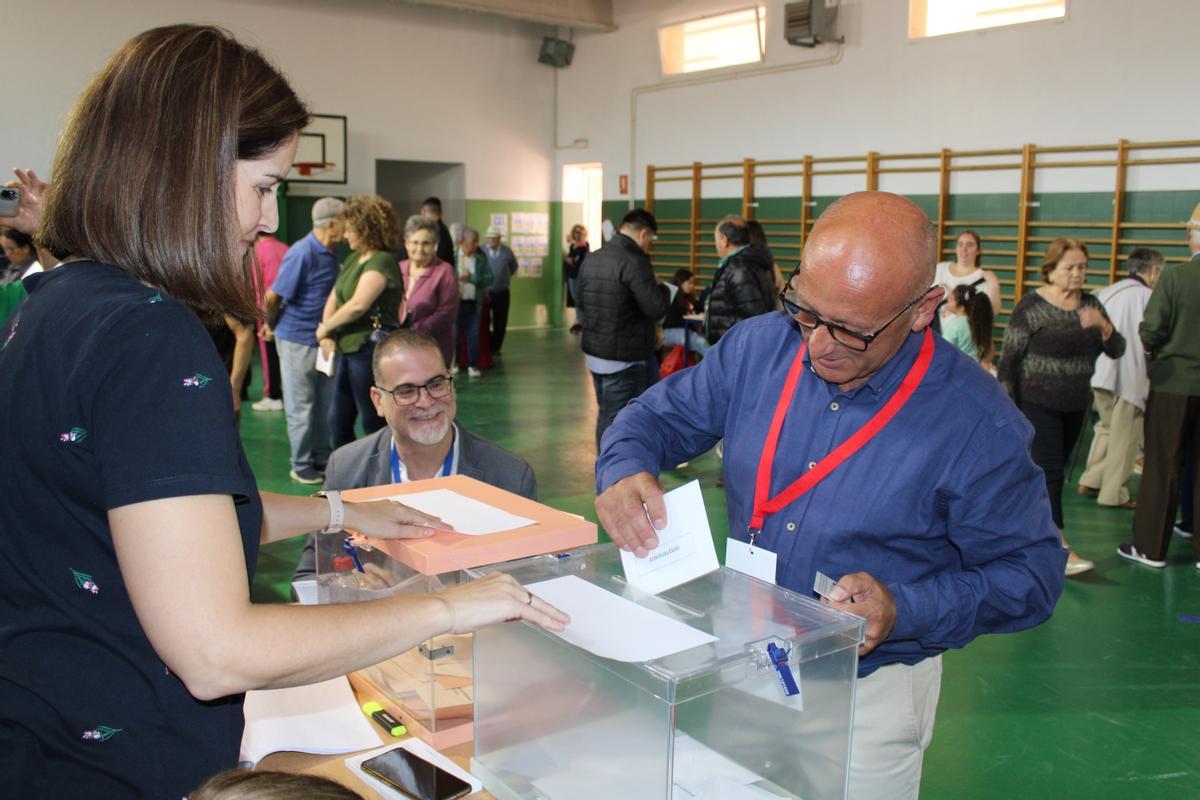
577, 233, 670, 362
705, 244, 776, 344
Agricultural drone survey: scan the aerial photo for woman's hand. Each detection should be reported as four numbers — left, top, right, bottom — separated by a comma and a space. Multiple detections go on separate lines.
0, 168, 48, 235
315, 322, 330, 341
1078, 306, 1113, 338
437, 573, 569, 634
319, 337, 336, 361
344, 499, 452, 539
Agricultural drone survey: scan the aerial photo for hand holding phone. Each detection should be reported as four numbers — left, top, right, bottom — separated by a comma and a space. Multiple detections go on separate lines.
0, 187, 19, 218
360, 746, 472, 800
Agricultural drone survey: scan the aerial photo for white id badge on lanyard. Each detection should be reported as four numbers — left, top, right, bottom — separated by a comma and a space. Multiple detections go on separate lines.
725, 538, 777, 585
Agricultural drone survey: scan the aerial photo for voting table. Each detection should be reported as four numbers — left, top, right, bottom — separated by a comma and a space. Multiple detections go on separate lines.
313, 475, 597, 749
467, 543, 866, 800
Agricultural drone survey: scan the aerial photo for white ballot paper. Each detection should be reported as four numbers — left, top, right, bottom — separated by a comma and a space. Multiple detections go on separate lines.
384, 488, 536, 535
621, 480, 721, 594
620, 480, 720, 595
315, 345, 335, 377
525, 575, 717, 662
239, 676, 381, 766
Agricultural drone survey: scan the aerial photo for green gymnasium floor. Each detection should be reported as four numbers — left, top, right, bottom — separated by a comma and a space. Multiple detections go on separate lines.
241, 328, 1200, 799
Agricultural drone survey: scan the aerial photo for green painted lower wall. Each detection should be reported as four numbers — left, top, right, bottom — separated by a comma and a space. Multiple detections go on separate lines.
627, 189, 1199, 345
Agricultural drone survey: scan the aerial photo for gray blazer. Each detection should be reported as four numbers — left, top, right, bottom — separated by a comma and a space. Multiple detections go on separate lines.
292, 424, 537, 580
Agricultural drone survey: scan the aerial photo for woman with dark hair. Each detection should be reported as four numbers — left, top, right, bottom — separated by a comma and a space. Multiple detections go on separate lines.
565, 223, 589, 333
998, 237, 1125, 577
662, 268, 709, 356
942, 282, 995, 371
935, 230, 1001, 321
0, 227, 40, 283
746, 218, 785, 302
399, 214, 459, 366
317, 194, 404, 449
0, 26, 565, 798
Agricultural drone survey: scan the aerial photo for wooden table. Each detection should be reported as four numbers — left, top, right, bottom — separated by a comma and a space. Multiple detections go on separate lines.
259, 683, 495, 799
261, 737, 494, 799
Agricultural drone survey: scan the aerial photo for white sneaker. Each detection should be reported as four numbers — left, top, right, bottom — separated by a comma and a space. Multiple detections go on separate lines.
450, 364, 460, 375
468, 367, 482, 377
251, 397, 283, 412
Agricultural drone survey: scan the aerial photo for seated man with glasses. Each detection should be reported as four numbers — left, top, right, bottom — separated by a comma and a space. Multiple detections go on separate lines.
594, 192, 1065, 799
293, 329, 536, 580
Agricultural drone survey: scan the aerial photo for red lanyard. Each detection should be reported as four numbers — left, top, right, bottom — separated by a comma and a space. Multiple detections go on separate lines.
748, 328, 935, 536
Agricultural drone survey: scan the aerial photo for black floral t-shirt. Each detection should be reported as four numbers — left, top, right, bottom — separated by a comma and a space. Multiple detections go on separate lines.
0, 261, 263, 798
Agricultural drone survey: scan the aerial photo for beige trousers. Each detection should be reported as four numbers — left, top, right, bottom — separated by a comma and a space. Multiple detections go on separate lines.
1079, 389, 1144, 506
848, 655, 942, 800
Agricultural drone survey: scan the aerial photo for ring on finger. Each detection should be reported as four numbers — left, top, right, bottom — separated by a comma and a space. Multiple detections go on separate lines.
525, 592, 534, 605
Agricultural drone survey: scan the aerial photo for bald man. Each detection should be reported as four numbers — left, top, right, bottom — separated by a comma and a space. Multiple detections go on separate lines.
595, 192, 1065, 798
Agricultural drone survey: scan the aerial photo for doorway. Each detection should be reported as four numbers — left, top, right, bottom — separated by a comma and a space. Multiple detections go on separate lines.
375, 160, 466, 232
561, 163, 603, 324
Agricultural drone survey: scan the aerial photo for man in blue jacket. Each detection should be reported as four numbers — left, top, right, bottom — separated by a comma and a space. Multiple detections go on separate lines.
595, 192, 1065, 799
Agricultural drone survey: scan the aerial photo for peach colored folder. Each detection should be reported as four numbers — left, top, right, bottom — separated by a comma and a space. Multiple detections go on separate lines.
341, 475, 597, 575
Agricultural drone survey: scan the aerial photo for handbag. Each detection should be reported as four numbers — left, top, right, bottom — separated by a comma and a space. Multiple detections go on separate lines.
659, 344, 698, 379
366, 303, 400, 344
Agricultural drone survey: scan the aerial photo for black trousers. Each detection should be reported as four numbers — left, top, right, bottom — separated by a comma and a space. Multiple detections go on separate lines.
1020, 401, 1086, 530
264, 338, 282, 400
1132, 390, 1200, 560
490, 289, 511, 354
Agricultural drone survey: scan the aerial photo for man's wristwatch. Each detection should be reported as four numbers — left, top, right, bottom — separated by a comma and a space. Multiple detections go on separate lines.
317, 490, 345, 534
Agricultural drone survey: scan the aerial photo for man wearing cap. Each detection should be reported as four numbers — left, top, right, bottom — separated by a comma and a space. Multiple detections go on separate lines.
1120, 203, 1200, 569
595, 193, 1064, 798
483, 226, 518, 355
265, 197, 346, 484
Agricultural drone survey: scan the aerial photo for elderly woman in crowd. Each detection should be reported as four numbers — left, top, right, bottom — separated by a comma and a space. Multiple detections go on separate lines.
998, 238, 1125, 577
318, 195, 405, 448
399, 214, 459, 366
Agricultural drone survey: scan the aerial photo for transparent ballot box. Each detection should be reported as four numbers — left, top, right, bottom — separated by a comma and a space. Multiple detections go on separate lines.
313, 475, 597, 749
468, 544, 866, 800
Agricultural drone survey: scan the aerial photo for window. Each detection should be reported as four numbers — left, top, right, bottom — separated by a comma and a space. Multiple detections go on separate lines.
659, 6, 767, 76
909, 0, 1065, 39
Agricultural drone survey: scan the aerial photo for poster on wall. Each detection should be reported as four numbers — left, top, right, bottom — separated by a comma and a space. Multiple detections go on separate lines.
517, 257, 543, 278
489, 213, 508, 236
287, 114, 347, 184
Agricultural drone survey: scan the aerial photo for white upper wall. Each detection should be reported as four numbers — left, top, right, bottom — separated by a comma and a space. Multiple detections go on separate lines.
4, 0, 556, 201
554, 0, 1200, 200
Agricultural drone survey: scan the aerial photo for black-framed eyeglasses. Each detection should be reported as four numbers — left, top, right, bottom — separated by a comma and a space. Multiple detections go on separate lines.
778, 287, 936, 352
374, 375, 454, 405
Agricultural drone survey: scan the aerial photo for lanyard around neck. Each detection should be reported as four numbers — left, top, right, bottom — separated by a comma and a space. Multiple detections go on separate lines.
748, 328, 935, 536
391, 428, 457, 483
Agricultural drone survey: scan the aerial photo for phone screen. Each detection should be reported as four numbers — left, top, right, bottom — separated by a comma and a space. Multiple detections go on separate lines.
360, 747, 472, 800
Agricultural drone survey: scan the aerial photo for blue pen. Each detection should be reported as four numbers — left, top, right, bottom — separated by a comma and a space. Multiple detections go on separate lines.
342, 536, 366, 573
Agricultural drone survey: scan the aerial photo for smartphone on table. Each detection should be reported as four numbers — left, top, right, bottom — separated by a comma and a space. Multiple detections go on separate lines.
0, 187, 19, 217
360, 746, 472, 800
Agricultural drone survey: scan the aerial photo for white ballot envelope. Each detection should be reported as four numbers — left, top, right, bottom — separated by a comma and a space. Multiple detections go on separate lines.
620, 480, 720, 595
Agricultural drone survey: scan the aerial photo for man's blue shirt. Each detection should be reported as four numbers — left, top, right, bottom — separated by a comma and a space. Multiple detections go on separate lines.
272, 233, 340, 347
597, 312, 1066, 677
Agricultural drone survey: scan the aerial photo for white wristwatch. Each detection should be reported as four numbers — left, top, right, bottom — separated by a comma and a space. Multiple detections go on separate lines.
318, 490, 345, 534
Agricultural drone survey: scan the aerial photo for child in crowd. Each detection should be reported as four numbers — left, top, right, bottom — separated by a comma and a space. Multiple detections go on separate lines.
662, 268, 709, 356
942, 281, 996, 373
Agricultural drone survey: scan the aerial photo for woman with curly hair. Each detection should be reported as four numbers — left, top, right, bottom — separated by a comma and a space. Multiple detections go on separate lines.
317, 195, 404, 447
399, 214, 459, 366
